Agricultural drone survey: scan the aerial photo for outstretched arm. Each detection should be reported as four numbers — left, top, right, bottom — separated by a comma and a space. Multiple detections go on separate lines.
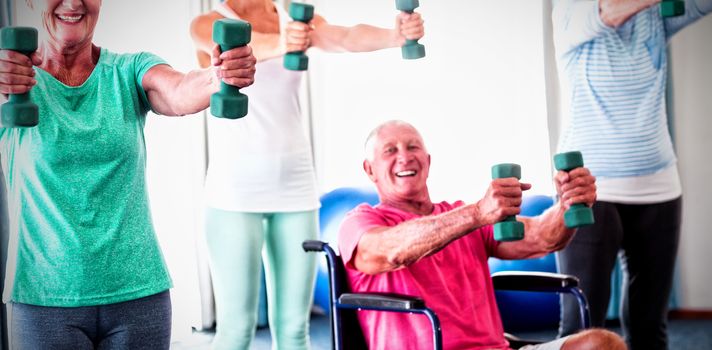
493, 167, 597, 260
665, 0, 712, 37
190, 12, 283, 66
552, 0, 659, 58
352, 178, 529, 275
286, 12, 424, 53
142, 45, 256, 117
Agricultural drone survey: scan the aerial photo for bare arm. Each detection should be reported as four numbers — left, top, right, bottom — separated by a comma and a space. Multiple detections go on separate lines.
190, 12, 283, 65
552, 0, 657, 58
493, 167, 597, 260
286, 12, 424, 53
355, 204, 485, 275
354, 178, 529, 275
309, 15, 400, 52
494, 204, 574, 260
142, 45, 255, 117
599, 0, 661, 27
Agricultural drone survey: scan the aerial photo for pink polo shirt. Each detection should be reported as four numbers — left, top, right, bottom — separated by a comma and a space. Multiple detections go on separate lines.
339, 201, 509, 350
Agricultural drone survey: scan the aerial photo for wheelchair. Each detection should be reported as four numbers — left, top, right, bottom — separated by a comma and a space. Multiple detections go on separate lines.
303, 240, 591, 350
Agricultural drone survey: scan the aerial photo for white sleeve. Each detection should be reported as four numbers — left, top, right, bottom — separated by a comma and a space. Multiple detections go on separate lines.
551, 0, 614, 59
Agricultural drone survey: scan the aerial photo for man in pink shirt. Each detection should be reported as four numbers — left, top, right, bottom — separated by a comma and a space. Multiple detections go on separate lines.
338, 120, 626, 350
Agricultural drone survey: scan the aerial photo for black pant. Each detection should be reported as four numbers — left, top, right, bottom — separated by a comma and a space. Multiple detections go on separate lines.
556, 198, 682, 350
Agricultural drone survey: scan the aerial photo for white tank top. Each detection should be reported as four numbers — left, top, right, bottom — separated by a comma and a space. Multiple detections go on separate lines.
204, 2, 320, 212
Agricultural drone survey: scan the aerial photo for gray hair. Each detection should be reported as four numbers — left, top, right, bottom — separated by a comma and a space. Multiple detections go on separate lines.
364, 120, 422, 161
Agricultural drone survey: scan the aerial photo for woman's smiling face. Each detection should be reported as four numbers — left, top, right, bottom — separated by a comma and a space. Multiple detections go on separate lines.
30, 0, 102, 53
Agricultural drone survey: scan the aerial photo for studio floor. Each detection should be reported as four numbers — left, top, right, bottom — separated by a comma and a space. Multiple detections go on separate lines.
172, 313, 712, 349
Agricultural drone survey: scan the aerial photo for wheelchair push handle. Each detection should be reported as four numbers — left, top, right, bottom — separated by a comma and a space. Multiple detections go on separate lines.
302, 240, 326, 252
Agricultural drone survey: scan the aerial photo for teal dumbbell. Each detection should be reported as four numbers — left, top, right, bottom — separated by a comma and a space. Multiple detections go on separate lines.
395, 0, 425, 60
491, 163, 525, 242
661, 0, 685, 17
553, 151, 595, 228
1, 27, 39, 128
284, 3, 314, 71
211, 19, 252, 119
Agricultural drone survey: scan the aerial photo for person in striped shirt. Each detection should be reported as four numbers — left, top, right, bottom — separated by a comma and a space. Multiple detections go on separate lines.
551, 0, 712, 349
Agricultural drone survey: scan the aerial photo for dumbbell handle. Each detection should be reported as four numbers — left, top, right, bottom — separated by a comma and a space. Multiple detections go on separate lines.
401, 13, 420, 49
217, 82, 241, 100
395, 0, 425, 60
491, 163, 524, 242
661, 0, 685, 17
5, 93, 31, 104
284, 3, 314, 71
217, 35, 246, 98
553, 151, 595, 228
491, 163, 521, 223
1, 27, 39, 128
210, 19, 251, 119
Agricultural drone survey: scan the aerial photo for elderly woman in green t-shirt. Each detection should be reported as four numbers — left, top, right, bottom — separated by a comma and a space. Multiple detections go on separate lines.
0, 0, 255, 348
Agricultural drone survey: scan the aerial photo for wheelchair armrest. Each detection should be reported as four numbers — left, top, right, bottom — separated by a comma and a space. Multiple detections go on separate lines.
337, 292, 443, 349
302, 240, 327, 252
339, 292, 426, 310
492, 271, 579, 293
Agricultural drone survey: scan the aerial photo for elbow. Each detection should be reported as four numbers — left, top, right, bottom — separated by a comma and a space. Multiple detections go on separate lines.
354, 250, 400, 275
354, 247, 406, 275
597, 0, 621, 28
167, 95, 207, 117
599, 13, 624, 28
598, 0, 634, 28
385, 250, 409, 269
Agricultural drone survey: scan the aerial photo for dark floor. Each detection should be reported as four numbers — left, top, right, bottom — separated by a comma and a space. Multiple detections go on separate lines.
173, 314, 712, 349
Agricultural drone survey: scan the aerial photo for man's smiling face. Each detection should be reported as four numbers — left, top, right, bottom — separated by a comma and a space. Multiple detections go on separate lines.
364, 122, 431, 203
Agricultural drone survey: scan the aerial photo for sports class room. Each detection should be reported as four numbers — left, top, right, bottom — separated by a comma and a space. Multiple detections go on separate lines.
0, 0, 711, 349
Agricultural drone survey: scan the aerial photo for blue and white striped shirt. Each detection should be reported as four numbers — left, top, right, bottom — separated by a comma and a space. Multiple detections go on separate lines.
552, 0, 711, 180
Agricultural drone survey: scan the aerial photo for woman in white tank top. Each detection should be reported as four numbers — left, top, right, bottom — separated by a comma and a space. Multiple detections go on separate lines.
190, 1, 424, 348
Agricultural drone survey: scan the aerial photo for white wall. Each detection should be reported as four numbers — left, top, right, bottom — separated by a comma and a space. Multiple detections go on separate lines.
309, 0, 556, 203
8, 5, 709, 348
669, 15, 712, 309
92, 0, 208, 341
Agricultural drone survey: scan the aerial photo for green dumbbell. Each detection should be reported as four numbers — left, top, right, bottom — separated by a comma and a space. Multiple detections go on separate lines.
553, 151, 595, 228
661, 0, 685, 17
1, 27, 39, 128
395, 0, 425, 60
491, 163, 525, 242
284, 3, 314, 71
210, 19, 252, 119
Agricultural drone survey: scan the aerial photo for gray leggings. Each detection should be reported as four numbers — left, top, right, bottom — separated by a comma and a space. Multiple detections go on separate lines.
557, 198, 682, 350
10, 290, 172, 350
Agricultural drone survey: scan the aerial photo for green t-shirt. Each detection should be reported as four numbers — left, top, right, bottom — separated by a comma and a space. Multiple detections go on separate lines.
0, 48, 172, 306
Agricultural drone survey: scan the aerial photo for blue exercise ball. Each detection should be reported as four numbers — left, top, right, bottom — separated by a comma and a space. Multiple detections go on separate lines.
520, 194, 555, 217
488, 195, 560, 332
314, 187, 379, 313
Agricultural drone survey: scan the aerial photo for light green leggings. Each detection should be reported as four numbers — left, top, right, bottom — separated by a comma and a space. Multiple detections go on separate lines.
205, 208, 318, 350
